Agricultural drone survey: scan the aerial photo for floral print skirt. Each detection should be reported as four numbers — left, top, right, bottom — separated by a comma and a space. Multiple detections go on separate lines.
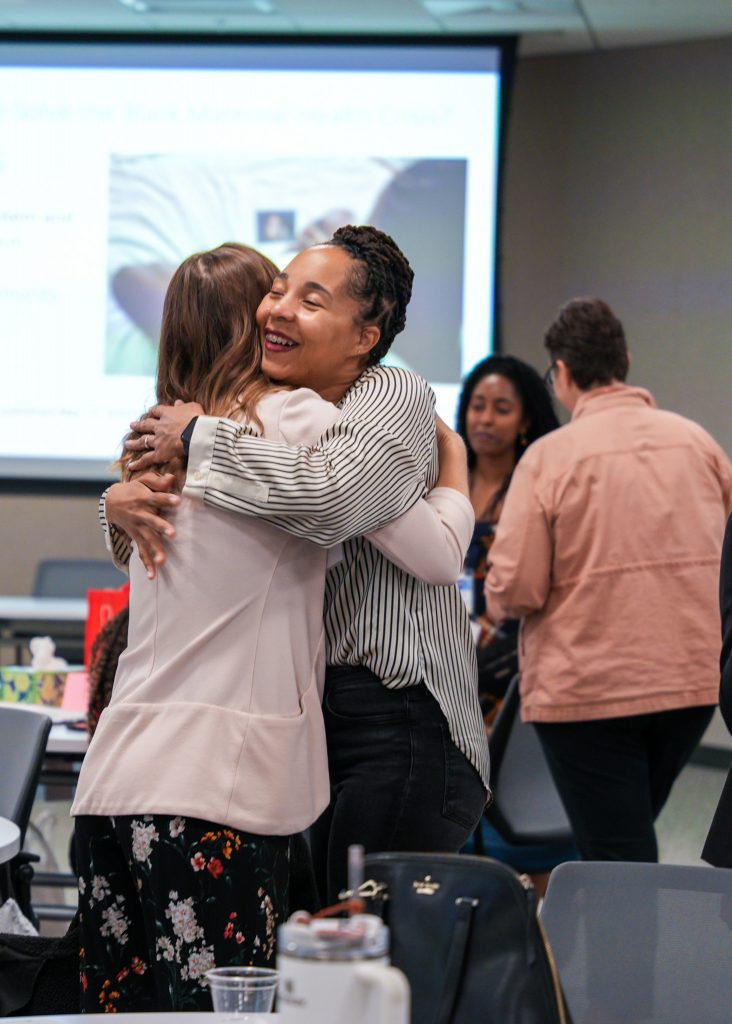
75, 813, 290, 1012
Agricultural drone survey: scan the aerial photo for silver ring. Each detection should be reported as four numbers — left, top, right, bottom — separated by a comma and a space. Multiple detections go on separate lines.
144, 434, 152, 450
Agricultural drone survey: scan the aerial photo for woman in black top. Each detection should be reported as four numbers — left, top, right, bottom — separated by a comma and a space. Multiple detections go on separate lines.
456, 354, 559, 728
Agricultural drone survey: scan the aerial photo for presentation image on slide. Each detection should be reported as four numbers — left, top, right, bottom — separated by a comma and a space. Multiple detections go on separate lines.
256, 210, 296, 244
105, 154, 466, 382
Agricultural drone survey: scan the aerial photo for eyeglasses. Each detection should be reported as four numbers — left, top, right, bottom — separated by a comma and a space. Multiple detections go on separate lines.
543, 362, 557, 389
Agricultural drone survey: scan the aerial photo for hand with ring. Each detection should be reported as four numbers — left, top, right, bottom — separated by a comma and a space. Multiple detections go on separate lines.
126, 401, 204, 471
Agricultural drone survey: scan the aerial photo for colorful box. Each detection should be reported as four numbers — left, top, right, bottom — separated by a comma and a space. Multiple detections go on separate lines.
0, 667, 69, 707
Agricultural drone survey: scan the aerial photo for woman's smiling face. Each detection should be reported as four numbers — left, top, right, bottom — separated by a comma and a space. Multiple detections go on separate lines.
256, 245, 380, 404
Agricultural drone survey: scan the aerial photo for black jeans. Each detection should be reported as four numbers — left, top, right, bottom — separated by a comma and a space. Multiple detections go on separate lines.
535, 704, 715, 862
309, 666, 487, 906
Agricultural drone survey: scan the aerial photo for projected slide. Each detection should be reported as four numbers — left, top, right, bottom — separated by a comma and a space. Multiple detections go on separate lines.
0, 42, 504, 480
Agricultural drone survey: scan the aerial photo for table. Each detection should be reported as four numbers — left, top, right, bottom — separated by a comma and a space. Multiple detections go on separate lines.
0, 815, 21, 865
47, 721, 89, 758
0, 596, 87, 663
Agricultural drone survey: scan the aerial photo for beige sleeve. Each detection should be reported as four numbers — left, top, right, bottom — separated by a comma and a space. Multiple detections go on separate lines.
365, 487, 475, 586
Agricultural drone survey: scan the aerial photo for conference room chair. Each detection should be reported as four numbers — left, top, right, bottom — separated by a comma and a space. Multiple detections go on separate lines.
482, 674, 575, 851
540, 860, 732, 1024
0, 706, 52, 928
32, 558, 127, 600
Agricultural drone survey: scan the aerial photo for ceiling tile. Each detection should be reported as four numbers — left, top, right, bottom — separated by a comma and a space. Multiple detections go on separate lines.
278, 0, 439, 33
0, 0, 731, 56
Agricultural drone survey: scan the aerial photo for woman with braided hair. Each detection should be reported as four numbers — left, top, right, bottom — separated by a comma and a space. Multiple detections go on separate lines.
73, 238, 475, 1010
86, 606, 129, 738
103, 225, 490, 906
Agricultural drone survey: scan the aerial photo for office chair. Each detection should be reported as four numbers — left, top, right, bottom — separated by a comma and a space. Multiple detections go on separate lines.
484, 674, 575, 849
32, 559, 127, 599
540, 860, 732, 1024
0, 706, 53, 928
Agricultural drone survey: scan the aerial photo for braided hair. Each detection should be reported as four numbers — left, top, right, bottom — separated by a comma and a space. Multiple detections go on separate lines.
86, 606, 129, 738
326, 225, 414, 365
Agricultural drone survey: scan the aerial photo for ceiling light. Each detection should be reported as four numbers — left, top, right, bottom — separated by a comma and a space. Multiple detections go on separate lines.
423, 1, 519, 13
421, 0, 577, 14
115, 0, 277, 13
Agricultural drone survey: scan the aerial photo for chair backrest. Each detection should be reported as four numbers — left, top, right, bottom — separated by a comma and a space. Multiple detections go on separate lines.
486, 675, 574, 846
0, 707, 52, 842
32, 559, 126, 599
540, 860, 732, 1024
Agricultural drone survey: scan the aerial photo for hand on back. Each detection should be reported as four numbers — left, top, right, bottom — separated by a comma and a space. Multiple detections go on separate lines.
106, 472, 180, 579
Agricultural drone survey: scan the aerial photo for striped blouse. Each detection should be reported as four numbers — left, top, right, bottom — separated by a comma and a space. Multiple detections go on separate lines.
104, 365, 489, 791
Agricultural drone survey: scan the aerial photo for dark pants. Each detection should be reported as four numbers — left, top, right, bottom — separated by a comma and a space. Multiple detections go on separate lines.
75, 814, 289, 1012
309, 666, 487, 906
535, 704, 714, 862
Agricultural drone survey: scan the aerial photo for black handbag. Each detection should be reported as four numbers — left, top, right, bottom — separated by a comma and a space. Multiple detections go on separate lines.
477, 628, 518, 699
360, 852, 570, 1024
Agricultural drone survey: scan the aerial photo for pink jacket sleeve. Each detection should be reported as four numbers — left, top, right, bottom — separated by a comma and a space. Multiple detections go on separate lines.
704, 433, 732, 517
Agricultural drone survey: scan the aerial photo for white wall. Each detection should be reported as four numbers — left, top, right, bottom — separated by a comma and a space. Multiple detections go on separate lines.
501, 36, 732, 452
0, 492, 108, 595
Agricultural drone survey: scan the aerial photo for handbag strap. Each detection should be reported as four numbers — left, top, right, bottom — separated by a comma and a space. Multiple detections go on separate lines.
433, 896, 478, 1024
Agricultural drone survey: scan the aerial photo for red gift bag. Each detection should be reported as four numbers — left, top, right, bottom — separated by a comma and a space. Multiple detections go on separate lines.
84, 583, 130, 669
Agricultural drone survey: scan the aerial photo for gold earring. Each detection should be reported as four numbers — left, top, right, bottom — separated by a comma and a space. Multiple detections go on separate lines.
519, 433, 528, 447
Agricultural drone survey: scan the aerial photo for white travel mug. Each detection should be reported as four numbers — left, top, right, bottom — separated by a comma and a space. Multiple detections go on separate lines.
277, 913, 410, 1024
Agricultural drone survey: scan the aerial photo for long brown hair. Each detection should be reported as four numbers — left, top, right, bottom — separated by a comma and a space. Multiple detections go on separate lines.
119, 243, 279, 480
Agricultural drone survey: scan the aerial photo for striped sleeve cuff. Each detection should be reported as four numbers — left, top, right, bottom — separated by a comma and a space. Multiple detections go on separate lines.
183, 415, 266, 504
98, 488, 131, 573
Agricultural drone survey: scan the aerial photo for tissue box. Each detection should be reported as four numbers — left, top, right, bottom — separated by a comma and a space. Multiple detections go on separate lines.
0, 667, 69, 707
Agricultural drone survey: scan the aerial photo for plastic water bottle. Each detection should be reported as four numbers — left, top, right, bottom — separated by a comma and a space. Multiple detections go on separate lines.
457, 569, 475, 618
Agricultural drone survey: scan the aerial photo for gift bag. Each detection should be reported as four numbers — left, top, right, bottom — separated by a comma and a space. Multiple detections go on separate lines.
84, 584, 130, 669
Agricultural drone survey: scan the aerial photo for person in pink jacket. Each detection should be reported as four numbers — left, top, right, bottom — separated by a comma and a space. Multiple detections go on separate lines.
486, 296, 732, 862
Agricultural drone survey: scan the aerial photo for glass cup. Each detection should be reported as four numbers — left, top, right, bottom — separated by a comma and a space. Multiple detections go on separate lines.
206, 966, 279, 1016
